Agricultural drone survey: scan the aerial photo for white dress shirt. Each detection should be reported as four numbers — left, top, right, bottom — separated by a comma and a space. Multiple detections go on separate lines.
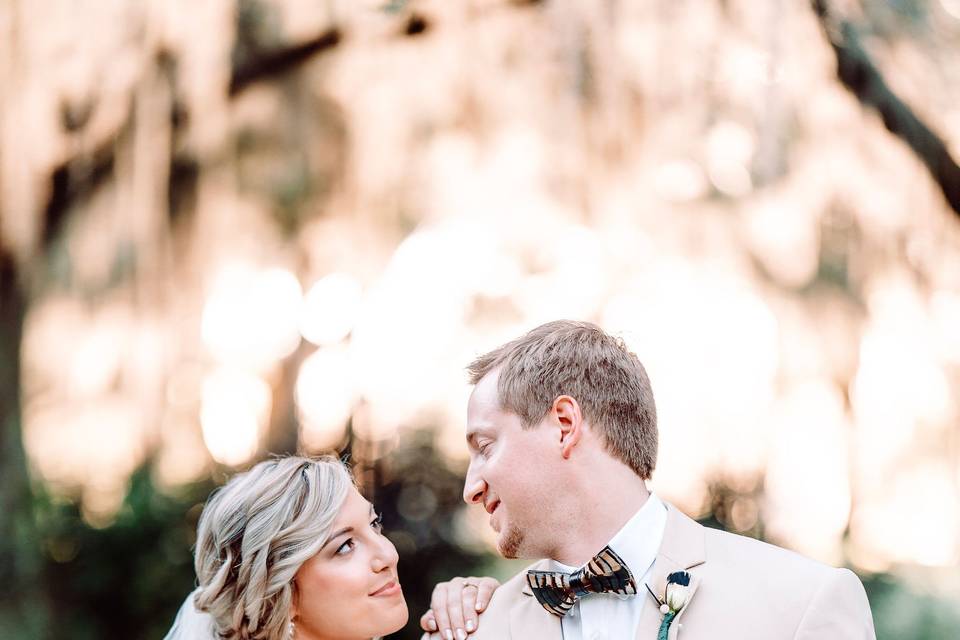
551, 493, 667, 640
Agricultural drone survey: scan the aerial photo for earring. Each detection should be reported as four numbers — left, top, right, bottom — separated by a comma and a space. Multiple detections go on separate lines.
288, 619, 295, 639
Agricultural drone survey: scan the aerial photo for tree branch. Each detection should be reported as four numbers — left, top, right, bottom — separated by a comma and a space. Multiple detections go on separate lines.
229, 28, 341, 97
811, 0, 960, 218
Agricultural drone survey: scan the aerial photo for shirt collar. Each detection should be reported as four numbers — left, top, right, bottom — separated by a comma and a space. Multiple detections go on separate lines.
607, 492, 667, 581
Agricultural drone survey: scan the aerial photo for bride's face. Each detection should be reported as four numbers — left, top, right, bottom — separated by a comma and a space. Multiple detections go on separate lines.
292, 487, 408, 640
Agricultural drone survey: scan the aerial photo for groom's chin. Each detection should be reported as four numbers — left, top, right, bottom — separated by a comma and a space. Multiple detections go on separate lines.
497, 526, 525, 559
498, 545, 519, 560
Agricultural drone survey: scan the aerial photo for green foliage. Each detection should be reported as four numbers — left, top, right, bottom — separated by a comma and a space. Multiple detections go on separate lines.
32, 466, 212, 640
862, 573, 960, 640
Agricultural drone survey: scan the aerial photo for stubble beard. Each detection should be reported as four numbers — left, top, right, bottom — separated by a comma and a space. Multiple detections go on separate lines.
498, 524, 525, 559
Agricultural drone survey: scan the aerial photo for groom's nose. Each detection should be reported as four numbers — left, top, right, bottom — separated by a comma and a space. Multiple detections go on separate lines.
463, 466, 485, 505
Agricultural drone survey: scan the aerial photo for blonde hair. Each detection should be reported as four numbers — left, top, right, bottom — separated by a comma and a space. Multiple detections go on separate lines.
191, 456, 353, 640
467, 320, 658, 479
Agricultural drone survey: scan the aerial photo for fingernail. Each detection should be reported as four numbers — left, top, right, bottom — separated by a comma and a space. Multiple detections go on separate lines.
466, 620, 476, 632
456, 630, 467, 640
445, 631, 453, 640
475, 602, 484, 611
428, 619, 437, 631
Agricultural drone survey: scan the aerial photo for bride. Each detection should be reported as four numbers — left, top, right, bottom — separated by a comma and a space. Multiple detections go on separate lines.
165, 455, 497, 640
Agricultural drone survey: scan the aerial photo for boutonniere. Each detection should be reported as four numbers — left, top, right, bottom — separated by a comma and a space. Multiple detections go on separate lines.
645, 571, 692, 640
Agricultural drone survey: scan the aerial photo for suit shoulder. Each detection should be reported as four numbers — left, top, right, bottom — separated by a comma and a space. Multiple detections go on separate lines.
705, 527, 833, 574
693, 528, 873, 634
485, 562, 537, 611
795, 567, 876, 638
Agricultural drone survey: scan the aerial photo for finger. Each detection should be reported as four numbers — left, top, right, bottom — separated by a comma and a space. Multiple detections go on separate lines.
430, 583, 453, 640
444, 581, 467, 640
419, 609, 438, 633
476, 577, 499, 613
460, 580, 479, 634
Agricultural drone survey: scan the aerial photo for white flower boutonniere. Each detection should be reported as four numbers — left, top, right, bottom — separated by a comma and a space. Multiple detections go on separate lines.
662, 571, 691, 613
651, 571, 691, 640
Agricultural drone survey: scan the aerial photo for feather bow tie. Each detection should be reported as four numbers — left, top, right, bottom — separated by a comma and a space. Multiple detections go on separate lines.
526, 546, 637, 617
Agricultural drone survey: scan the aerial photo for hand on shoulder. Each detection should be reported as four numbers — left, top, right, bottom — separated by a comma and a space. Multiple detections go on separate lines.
420, 575, 500, 640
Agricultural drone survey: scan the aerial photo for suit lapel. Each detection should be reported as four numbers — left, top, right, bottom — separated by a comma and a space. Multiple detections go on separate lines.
512, 560, 563, 639
635, 503, 707, 640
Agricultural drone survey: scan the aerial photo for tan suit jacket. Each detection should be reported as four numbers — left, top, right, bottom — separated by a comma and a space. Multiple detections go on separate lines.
464, 504, 876, 640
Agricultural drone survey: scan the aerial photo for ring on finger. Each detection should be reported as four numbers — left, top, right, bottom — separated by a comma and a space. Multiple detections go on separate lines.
463, 581, 479, 589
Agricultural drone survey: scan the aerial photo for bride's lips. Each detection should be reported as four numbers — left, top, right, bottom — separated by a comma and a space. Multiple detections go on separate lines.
369, 580, 401, 597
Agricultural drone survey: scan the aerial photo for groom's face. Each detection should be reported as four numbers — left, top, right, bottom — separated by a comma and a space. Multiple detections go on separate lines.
463, 370, 562, 559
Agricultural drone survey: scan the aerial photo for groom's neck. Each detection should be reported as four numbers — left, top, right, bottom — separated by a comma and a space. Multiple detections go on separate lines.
548, 463, 651, 567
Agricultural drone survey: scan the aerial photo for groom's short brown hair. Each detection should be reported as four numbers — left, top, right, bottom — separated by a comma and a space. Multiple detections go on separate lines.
467, 320, 658, 479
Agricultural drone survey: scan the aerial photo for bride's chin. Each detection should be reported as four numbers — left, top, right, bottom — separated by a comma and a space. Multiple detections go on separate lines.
378, 599, 409, 636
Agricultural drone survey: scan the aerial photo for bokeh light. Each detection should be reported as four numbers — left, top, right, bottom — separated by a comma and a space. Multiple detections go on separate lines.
201, 265, 303, 371
200, 368, 272, 466
296, 345, 355, 451
300, 273, 363, 347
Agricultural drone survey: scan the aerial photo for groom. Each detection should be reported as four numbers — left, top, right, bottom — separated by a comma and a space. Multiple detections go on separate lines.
425, 320, 875, 640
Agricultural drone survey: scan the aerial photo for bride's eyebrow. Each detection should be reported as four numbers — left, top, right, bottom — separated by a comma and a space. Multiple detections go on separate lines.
320, 527, 353, 551
319, 504, 377, 551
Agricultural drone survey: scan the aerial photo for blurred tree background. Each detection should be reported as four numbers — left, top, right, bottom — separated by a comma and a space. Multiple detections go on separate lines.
2, 0, 960, 638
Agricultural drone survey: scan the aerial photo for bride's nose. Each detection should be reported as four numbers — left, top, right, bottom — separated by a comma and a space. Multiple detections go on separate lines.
371, 533, 399, 571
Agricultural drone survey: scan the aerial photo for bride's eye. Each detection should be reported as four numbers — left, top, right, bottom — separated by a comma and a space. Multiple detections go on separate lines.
371, 512, 383, 533
335, 538, 356, 556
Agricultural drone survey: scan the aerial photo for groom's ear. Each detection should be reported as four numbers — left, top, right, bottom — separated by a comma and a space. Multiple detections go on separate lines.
552, 395, 583, 459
